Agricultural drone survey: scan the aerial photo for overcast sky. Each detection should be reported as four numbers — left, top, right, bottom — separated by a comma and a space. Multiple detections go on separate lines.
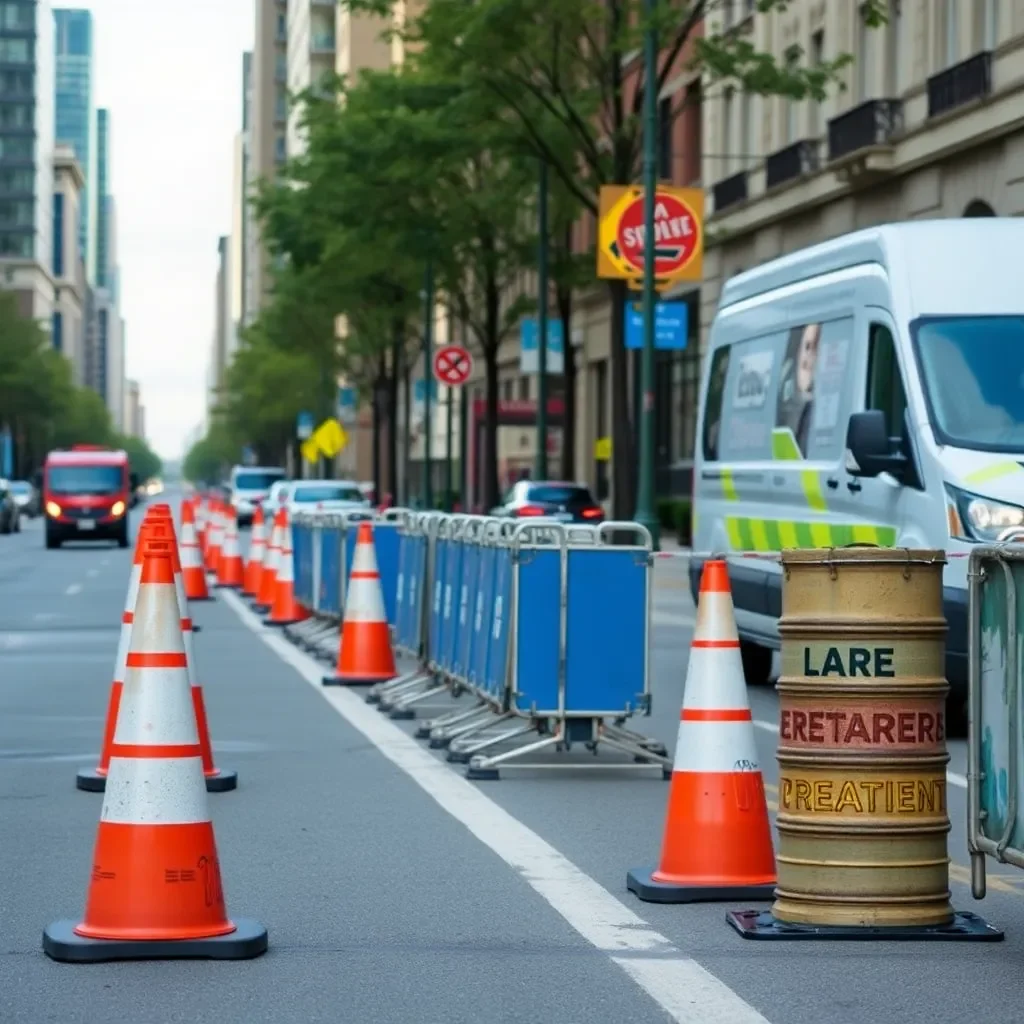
80, 0, 253, 459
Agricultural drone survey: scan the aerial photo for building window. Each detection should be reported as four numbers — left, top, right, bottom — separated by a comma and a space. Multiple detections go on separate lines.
0, 38, 29, 63
979, 0, 998, 50
809, 30, 825, 135
0, 232, 31, 257
658, 97, 672, 180
722, 87, 734, 173
275, 53, 287, 80
1, 2, 34, 29
0, 104, 30, 129
52, 312, 63, 353
53, 193, 64, 276
0, 136, 32, 160
0, 199, 32, 227
276, 11, 286, 40
937, 0, 958, 68
274, 134, 286, 163
857, 7, 874, 100
739, 91, 752, 167
517, 376, 530, 401
886, 2, 902, 93
784, 93, 798, 144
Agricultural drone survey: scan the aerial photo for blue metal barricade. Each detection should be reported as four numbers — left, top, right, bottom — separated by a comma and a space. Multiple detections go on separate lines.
483, 527, 514, 704
373, 508, 410, 629
291, 516, 315, 610
452, 518, 485, 685
439, 516, 470, 679
393, 522, 414, 654
319, 518, 343, 618
427, 516, 451, 670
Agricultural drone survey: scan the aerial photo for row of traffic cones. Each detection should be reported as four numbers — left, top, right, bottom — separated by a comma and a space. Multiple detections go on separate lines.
233, 503, 309, 625
47, 505, 266, 962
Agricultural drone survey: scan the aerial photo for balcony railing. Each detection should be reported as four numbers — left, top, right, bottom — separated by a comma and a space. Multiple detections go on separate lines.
765, 140, 819, 190
827, 99, 903, 162
928, 51, 992, 120
712, 170, 748, 213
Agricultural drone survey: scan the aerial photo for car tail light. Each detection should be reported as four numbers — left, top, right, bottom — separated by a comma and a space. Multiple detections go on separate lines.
517, 504, 546, 517
581, 507, 604, 519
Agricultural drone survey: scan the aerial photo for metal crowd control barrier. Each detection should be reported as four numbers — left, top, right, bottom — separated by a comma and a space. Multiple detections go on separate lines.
968, 543, 1024, 897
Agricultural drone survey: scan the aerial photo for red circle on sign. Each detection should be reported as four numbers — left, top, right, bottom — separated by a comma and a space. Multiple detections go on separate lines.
615, 191, 700, 277
433, 345, 473, 386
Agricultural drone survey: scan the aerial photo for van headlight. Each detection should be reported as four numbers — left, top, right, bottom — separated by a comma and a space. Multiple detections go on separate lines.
946, 484, 1024, 542
45, 500, 62, 518
110, 500, 126, 517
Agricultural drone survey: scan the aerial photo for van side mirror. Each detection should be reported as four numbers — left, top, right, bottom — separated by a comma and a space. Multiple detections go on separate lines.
845, 410, 909, 481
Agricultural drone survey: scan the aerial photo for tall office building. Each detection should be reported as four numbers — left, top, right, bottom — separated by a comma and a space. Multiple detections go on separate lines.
93, 106, 109, 287
249, 0, 288, 315
53, 7, 93, 274
0, 0, 56, 323
285, 0, 337, 158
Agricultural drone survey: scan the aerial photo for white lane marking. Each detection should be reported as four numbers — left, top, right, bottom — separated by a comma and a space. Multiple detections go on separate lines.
752, 719, 969, 790
221, 590, 771, 1024
65, 583, 82, 596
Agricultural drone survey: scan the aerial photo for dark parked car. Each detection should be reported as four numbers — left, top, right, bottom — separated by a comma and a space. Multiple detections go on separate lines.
0, 480, 21, 534
490, 480, 605, 524
8, 479, 38, 517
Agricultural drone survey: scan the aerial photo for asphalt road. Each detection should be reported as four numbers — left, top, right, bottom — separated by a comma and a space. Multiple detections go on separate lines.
3, 497, 1024, 1024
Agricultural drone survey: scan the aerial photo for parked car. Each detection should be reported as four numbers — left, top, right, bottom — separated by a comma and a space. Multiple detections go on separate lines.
257, 479, 294, 521
286, 480, 372, 518
0, 480, 21, 534
490, 480, 605, 524
7, 479, 38, 517
229, 464, 286, 527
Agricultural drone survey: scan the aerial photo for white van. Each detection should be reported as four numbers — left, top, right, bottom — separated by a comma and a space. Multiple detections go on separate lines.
229, 465, 286, 527
691, 219, 1024, 714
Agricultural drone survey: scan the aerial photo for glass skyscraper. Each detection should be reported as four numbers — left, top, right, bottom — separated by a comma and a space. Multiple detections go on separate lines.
94, 105, 108, 287
53, 7, 93, 270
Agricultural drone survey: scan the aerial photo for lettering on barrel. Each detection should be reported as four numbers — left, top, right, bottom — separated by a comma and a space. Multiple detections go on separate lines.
803, 646, 895, 678
779, 775, 947, 816
780, 707, 945, 748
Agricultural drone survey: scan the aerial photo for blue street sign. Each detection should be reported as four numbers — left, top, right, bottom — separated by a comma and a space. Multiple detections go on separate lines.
624, 301, 689, 351
296, 411, 314, 440
337, 386, 357, 423
520, 318, 565, 374
0, 428, 11, 479
414, 378, 438, 403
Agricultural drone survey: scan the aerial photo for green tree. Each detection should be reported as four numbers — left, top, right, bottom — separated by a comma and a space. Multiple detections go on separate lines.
183, 421, 239, 486
117, 434, 163, 484
346, 0, 885, 516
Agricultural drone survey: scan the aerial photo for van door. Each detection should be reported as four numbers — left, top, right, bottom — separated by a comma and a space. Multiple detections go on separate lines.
830, 308, 931, 550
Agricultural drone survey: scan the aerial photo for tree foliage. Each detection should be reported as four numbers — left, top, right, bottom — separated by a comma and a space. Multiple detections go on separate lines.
0, 292, 161, 481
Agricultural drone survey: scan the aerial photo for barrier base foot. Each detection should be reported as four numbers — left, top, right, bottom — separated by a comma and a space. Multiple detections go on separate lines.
365, 692, 382, 705
627, 869, 776, 905
263, 618, 308, 628
75, 768, 106, 792
447, 750, 470, 764
204, 769, 238, 793
187, 596, 215, 603
377, 702, 394, 713
390, 708, 416, 721
215, 583, 240, 590
42, 917, 270, 962
429, 736, 452, 749
415, 724, 432, 739
466, 765, 500, 781
726, 909, 1004, 942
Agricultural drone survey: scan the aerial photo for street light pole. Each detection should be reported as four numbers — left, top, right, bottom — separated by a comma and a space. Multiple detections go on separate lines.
635, 0, 660, 548
422, 254, 435, 510
535, 157, 549, 481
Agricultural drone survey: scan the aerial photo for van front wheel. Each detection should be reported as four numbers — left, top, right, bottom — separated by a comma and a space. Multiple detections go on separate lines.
740, 640, 774, 686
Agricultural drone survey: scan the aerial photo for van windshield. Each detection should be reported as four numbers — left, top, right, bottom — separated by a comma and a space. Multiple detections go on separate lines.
47, 465, 124, 495
234, 471, 283, 491
913, 316, 1024, 452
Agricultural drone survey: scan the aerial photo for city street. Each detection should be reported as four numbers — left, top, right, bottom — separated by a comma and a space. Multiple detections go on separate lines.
3, 499, 1024, 1023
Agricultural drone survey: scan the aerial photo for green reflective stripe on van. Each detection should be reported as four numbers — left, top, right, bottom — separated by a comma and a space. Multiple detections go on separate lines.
721, 468, 739, 501
724, 517, 898, 551
963, 461, 1024, 486
771, 428, 802, 461
801, 470, 828, 512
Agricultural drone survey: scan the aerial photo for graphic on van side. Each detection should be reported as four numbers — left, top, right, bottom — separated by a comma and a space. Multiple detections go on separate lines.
706, 317, 853, 464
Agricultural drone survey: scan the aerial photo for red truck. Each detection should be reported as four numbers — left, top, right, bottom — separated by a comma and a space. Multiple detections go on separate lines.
42, 446, 136, 549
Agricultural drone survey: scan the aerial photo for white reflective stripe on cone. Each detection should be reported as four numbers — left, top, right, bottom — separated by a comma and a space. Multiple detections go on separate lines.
276, 545, 294, 582
174, 571, 189, 617
181, 542, 202, 568
112, 621, 133, 685
102, 756, 210, 825
124, 564, 142, 614
672, 719, 761, 774
182, 625, 199, 688
131, 582, 187, 653
681, 648, 749, 711
345, 578, 387, 623
694, 591, 740, 643
114, 665, 199, 745
351, 536, 379, 575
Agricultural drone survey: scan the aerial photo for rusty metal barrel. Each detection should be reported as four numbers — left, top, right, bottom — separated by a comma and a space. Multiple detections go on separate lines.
774, 546, 953, 928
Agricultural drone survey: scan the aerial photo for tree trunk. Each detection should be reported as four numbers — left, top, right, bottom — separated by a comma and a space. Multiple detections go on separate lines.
387, 319, 402, 502
371, 371, 383, 504
607, 279, 635, 519
556, 269, 576, 481
402, 353, 412, 505
481, 269, 502, 512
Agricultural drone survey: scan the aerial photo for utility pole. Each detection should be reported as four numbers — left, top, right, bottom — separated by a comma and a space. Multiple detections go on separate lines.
635, 0, 660, 548
445, 304, 454, 510
535, 157, 549, 481
422, 254, 434, 510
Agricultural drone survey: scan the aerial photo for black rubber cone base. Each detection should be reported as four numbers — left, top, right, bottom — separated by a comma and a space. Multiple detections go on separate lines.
726, 909, 1004, 942
415, 724, 432, 739
75, 768, 105, 793
322, 675, 376, 687
365, 692, 382, 704
205, 769, 238, 793
447, 750, 470, 764
188, 595, 215, 603
43, 917, 269, 962
627, 868, 776, 904
390, 708, 415, 721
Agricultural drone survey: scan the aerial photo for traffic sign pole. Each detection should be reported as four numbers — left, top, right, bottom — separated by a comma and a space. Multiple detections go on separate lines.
636, 0, 660, 550
423, 255, 434, 511
536, 157, 549, 481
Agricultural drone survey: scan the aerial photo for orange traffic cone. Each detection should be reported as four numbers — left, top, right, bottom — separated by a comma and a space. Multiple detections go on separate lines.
243, 506, 266, 597
76, 521, 153, 791
145, 507, 204, 635
44, 539, 267, 962
180, 501, 212, 601
265, 510, 309, 627
255, 507, 284, 612
322, 522, 398, 687
627, 560, 776, 903
204, 503, 224, 574
216, 509, 244, 588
